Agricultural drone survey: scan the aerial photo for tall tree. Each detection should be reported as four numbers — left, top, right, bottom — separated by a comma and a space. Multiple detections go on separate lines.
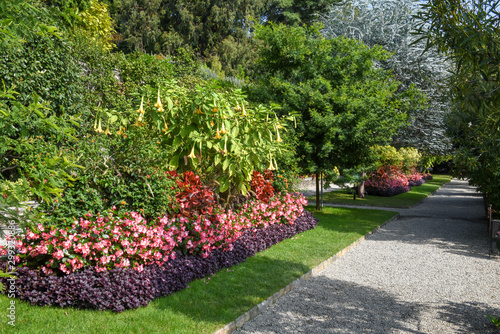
413, 0, 500, 206
107, 0, 342, 76
250, 23, 415, 206
109, 0, 266, 76
320, 0, 452, 156
263, 0, 340, 25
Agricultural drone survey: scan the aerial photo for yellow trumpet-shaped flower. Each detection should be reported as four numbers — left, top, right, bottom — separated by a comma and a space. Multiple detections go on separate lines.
95, 118, 103, 133
268, 156, 275, 171
276, 129, 282, 143
196, 107, 204, 114
223, 136, 228, 153
188, 144, 196, 159
241, 104, 247, 116
210, 121, 215, 127
162, 120, 168, 132
93, 118, 98, 130
235, 102, 241, 111
220, 122, 227, 134
104, 123, 112, 135
117, 127, 124, 135
135, 112, 144, 126
137, 96, 145, 114
154, 89, 163, 112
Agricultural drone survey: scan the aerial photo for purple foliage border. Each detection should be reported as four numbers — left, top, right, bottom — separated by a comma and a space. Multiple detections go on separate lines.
0, 211, 318, 312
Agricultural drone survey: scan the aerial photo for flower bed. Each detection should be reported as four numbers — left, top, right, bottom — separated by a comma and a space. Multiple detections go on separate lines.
2, 192, 307, 274
0, 165, 314, 311
0, 210, 317, 312
365, 165, 411, 197
407, 169, 426, 187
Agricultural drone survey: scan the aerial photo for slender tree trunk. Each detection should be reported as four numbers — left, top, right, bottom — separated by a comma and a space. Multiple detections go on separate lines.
315, 174, 320, 211
357, 172, 366, 198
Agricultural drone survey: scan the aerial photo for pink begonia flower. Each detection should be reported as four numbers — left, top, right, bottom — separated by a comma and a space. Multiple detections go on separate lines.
53, 249, 65, 260
96, 266, 107, 273
80, 219, 91, 229
41, 267, 53, 275
36, 244, 48, 255
59, 263, 70, 274
26, 231, 39, 240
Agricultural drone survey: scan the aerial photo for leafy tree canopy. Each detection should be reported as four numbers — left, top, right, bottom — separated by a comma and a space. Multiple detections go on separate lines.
263, 0, 340, 26
249, 23, 420, 203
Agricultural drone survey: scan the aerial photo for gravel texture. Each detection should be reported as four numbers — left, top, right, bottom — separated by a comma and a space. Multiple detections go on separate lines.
234, 179, 500, 334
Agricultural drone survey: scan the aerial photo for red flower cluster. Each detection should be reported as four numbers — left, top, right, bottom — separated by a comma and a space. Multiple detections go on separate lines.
167, 170, 215, 218
365, 165, 409, 190
251, 170, 275, 202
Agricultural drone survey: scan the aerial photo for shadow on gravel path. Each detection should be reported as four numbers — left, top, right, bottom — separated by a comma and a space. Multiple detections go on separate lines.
234, 179, 500, 334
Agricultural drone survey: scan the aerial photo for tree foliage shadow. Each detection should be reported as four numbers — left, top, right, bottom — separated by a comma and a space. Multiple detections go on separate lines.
237, 276, 425, 334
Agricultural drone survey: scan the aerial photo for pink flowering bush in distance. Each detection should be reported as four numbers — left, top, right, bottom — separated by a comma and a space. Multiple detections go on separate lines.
1, 192, 308, 275
407, 168, 424, 182
365, 165, 409, 190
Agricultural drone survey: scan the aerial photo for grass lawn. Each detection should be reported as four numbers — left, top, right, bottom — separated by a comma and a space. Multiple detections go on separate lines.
0, 207, 397, 334
307, 174, 453, 208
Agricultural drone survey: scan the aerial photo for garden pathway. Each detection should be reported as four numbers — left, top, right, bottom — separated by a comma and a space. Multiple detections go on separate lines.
233, 179, 500, 333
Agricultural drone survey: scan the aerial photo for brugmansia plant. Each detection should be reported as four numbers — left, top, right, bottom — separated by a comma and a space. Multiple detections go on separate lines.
94, 80, 293, 206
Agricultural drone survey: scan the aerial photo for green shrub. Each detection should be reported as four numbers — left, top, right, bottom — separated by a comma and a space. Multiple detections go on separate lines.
36, 125, 178, 226
0, 34, 86, 117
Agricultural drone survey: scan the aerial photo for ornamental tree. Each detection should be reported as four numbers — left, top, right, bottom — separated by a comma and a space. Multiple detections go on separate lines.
94, 79, 292, 208
250, 23, 418, 206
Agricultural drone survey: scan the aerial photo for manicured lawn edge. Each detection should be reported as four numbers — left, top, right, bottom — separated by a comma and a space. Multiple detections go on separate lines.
214, 211, 400, 334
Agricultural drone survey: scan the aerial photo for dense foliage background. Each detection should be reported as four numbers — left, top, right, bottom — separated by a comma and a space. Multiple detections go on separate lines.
2, 0, 499, 317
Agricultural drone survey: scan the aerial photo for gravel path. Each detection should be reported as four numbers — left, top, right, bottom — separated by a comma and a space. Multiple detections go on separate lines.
234, 179, 500, 333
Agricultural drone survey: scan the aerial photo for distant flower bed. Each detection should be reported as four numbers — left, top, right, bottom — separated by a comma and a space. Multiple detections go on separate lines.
365, 165, 428, 197
365, 165, 411, 197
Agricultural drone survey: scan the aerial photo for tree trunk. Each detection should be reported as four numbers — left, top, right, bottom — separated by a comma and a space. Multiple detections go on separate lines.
357, 172, 366, 198
315, 174, 320, 211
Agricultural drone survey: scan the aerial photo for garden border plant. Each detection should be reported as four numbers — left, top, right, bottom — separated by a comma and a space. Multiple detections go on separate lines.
0, 205, 397, 334
0, 206, 316, 312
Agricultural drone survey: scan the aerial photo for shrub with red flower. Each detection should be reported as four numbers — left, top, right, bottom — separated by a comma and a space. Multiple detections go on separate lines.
167, 171, 216, 218
407, 168, 426, 187
251, 170, 275, 203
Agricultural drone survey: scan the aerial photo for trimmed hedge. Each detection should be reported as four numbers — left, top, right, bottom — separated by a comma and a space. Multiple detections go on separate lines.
0, 211, 318, 312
